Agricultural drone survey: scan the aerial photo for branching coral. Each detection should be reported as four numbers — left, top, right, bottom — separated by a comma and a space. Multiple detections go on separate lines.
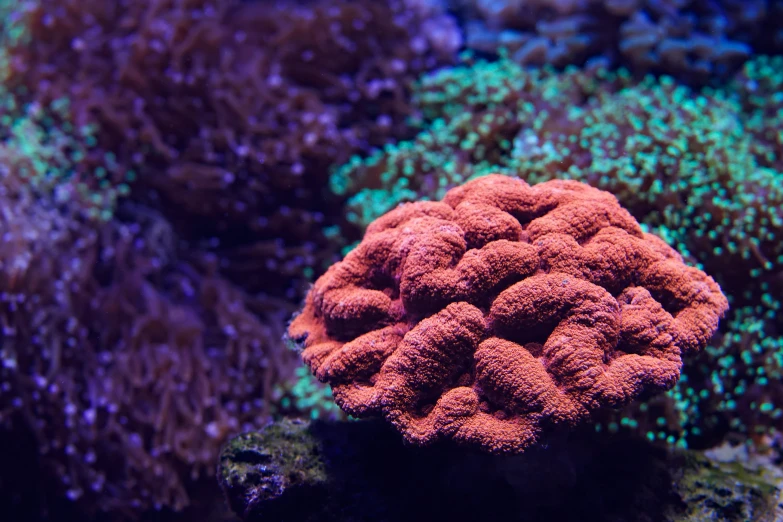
4, 0, 460, 299
290, 175, 728, 453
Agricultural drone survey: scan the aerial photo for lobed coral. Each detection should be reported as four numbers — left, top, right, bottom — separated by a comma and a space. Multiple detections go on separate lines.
456, 0, 782, 83
329, 55, 783, 449
334, 56, 783, 293
289, 175, 728, 453
3, 0, 460, 299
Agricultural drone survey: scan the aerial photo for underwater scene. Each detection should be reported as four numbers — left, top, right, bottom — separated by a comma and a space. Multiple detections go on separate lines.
1, 0, 782, 521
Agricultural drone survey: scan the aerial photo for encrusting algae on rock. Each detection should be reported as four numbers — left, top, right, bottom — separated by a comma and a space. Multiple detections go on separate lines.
218, 418, 783, 522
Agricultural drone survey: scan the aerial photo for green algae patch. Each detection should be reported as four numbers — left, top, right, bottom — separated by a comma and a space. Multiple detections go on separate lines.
218, 419, 783, 522
218, 419, 327, 520
671, 448, 783, 522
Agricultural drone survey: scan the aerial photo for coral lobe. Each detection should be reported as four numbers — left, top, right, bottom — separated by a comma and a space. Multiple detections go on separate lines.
289, 174, 728, 453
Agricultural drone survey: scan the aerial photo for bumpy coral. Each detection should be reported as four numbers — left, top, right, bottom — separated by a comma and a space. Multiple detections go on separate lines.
289, 175, 728, 453
458, 0, 780, 83
330, 55, 783, 450
335, 56, 783, 295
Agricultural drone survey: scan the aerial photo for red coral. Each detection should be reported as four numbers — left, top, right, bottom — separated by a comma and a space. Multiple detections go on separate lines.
288, 174, 729, 453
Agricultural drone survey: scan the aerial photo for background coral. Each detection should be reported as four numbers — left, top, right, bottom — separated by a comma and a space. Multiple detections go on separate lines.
289, 175, 728, 453
0, 184, 299, 518
329, 55, 783, 449
3, 0, 460, 300
334, 55, 783, 289
0, 87, 306, 519
455, 0, 783, 83
734, 55, 783, 172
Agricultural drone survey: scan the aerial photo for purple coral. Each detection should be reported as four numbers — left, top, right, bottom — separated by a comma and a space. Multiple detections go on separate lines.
0, 0, 462, 517
0, 162, 298, 517
459, 0, 777, 83
4, 0, 460, 300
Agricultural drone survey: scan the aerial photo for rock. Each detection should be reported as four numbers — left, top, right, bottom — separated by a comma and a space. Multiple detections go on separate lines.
218, 419, 327, 520
217, 419, 783, 522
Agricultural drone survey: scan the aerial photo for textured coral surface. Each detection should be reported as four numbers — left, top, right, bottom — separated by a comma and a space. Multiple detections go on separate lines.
289, 175, 728, 453
3, 0, 458, 299
330, 55, 783, 449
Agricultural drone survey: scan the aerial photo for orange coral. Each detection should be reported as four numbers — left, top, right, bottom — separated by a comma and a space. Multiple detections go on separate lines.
288, 175, 728, 453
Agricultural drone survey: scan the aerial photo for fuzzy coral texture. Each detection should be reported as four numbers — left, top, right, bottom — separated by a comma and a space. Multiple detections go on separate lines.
3, 0, 459, 299
334, 57, 783, 294
0, 161, 298, 517
289, 175, 728, 453
330, 55, 783, 449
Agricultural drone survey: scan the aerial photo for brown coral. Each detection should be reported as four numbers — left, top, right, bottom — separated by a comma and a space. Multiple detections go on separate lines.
288, 174, 728, 453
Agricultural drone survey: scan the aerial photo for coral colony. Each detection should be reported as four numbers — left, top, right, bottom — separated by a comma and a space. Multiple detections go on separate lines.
289, 175, 728, 452
0, 0, 782, 521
